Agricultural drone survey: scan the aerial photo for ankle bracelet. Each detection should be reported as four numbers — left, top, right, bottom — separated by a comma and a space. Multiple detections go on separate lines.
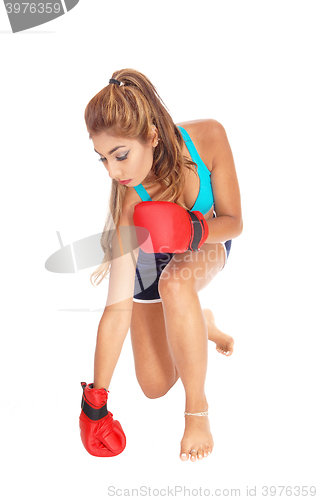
184, 411, 209, 417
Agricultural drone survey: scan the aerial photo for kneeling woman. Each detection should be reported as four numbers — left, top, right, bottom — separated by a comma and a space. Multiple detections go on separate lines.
79, 68, 243, 462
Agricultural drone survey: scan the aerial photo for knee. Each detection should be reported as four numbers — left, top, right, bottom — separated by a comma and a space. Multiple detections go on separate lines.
138, 377, 178, 400
141, 385, 169, 399
158, 273, 187, 298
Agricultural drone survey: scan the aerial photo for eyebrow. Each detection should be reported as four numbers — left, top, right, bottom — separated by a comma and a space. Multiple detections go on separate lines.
94, 145, 126, 156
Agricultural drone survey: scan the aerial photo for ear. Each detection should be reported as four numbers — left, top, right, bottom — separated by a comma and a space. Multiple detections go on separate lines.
150, 125, 159, 147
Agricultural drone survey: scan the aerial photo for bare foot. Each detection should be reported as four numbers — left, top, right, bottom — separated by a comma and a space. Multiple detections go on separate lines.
180, 411, 214, 462
203, 308, 234, 356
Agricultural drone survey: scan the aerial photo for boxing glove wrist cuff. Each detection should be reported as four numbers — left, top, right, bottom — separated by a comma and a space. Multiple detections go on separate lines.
187, 211, 208, 252
81, 382, 109, 421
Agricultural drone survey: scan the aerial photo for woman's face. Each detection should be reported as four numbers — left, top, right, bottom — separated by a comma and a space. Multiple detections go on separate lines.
91, 129, 158, 187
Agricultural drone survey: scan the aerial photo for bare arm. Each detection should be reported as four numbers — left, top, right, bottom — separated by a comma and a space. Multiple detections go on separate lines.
204, 120, 243, 243
94, 193, 140, 389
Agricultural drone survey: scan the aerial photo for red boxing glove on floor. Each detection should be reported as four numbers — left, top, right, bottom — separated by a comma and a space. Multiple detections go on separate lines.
79, 382, 126, 457
133, 201, 209, 253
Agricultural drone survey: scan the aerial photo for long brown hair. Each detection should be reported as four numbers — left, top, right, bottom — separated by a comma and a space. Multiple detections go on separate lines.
85, 68, 198, 286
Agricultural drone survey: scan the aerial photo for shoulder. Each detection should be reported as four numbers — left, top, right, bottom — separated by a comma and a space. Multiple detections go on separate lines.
113, 187, 140, 259
176, 118, 225, 139
176, 118, 227, 170
118, 187, 140, 226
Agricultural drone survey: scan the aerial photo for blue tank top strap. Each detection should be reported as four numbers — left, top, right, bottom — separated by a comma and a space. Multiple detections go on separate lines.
177, 125, 211, 179
178, 125, 214, 214
133, 183, 153, 202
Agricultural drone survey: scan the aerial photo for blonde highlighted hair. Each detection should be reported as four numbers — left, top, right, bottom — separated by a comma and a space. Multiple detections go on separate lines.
85, 68, 198, 286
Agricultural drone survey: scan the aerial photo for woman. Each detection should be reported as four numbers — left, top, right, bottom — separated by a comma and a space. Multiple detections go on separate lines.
79, 68, 243, 462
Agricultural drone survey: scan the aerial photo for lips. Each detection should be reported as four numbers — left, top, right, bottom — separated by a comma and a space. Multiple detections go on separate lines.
118, 179, 132, 184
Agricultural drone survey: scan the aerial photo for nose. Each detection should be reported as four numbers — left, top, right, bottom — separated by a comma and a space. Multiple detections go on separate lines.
106, 163, 123, 181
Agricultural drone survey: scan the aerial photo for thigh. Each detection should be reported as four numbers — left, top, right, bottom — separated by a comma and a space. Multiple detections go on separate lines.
158, 242, 226, 296
130, 300, 178, 397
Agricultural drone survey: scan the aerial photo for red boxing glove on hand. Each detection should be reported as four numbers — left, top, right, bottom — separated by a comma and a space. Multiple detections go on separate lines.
79, 382, 126, 457
133, 201, 209, 254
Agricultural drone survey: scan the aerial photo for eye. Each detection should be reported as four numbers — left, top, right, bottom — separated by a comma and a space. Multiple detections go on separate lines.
97, 151, 129, 163
116, 152, 129, 161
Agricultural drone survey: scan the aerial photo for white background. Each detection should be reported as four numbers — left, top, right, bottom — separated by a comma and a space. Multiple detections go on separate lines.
1, 1, 317, 498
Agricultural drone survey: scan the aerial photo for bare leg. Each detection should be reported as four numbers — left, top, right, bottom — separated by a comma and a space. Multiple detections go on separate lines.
157, 242, 227, 461
203, 308, 234, 356
160, 285, 213, 462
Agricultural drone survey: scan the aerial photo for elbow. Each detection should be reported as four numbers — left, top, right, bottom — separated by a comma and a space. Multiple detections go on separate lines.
232, 216, 243, 237
237, 219, 243, 236
238, 218, 243, 235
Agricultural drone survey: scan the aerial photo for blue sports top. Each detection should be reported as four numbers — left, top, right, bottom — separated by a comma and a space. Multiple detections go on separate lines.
133, 125, 214, 216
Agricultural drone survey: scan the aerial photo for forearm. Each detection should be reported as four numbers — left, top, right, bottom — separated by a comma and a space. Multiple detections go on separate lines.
93, 300, 132, 390
204, 215, 243, 244
93, 227, 138, 389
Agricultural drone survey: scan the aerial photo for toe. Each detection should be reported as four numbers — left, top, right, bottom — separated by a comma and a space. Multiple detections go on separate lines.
207, 447, 213, 455
190, 450, 197, 462
180, 450, 188, 461
197, 448, 203, 460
